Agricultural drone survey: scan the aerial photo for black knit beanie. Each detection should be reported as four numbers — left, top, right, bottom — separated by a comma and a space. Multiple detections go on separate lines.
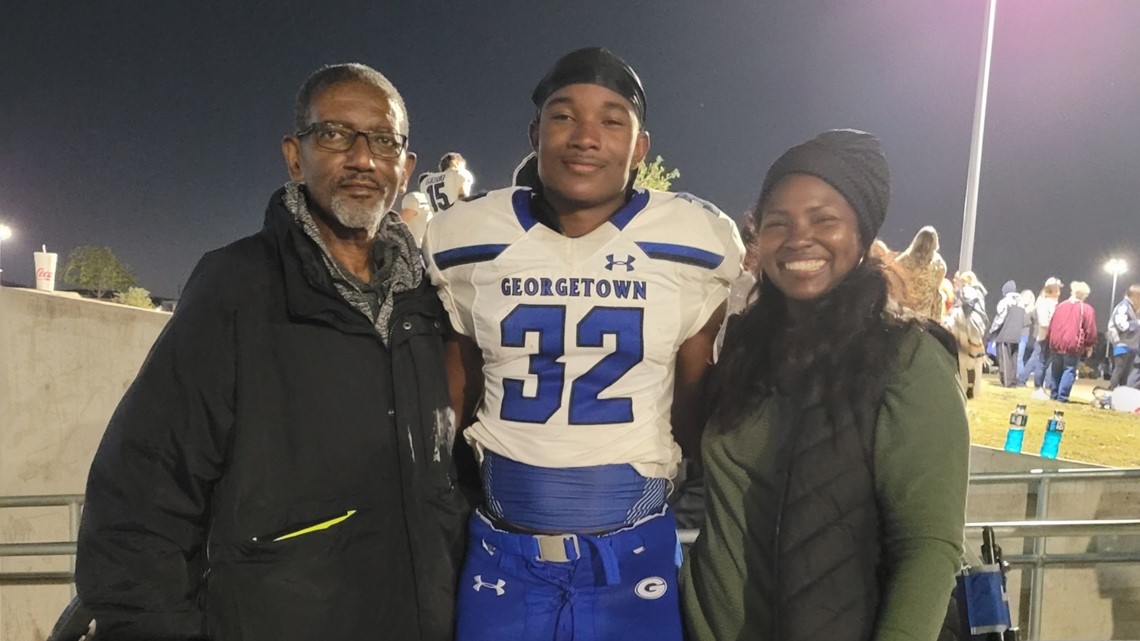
531, 47, 647, 124
758, 129, 890, 248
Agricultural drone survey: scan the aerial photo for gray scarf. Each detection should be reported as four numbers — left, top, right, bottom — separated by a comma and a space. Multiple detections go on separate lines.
283, 182, 423, 345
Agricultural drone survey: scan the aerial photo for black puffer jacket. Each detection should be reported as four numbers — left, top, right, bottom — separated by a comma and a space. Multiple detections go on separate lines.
76, 190, 467, 641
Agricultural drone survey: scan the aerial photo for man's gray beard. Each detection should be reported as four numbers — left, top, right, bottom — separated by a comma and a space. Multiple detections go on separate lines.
330, 196, 387, 236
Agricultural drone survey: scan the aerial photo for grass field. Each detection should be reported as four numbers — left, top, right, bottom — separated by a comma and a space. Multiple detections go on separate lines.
967, 376, 1140, 467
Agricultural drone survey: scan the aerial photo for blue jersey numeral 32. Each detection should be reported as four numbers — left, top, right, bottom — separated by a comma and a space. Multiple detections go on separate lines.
500, 305, 644, 425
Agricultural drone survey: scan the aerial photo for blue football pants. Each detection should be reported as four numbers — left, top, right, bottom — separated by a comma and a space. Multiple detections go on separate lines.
455, 507, 683, 641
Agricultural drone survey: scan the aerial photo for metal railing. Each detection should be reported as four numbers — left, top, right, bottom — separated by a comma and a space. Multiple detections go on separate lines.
967, 467, 1140, 640
3, 469, 1140, 639
678, 467, 1140, 641
0, 494, 83, 588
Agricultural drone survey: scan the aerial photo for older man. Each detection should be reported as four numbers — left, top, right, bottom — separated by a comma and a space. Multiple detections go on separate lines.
1047, 281, 1098, 402
75, 63, 465, 641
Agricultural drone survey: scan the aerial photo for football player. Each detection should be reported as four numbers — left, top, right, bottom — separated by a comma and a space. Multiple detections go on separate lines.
419, 151, 475, 212
423, 47, 742, 641
399, 188, 433, 246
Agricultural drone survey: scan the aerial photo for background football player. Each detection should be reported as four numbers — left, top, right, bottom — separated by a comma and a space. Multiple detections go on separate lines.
419, 151, 475, 212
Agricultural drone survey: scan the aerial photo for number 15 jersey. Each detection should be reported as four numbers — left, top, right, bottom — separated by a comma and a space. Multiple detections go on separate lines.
423, 188, 743, 480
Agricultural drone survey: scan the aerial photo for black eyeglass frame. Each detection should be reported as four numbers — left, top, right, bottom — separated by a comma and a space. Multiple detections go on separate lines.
295, 122, 409, 159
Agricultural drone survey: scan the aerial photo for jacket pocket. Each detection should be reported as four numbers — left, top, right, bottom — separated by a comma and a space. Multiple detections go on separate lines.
226, 500, 364, 560
207, 505, 421, 640
250, 509, 356, 543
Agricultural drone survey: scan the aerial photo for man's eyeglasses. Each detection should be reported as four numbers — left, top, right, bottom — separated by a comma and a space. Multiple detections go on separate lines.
296, 122, 408, 159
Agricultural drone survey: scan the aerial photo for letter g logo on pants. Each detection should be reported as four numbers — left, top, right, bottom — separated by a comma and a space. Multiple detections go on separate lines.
634, 576, 668, 600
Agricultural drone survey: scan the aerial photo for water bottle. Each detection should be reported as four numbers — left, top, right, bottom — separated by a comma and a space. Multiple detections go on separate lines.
1003, 404, 1028, 453
1039, 410, 1065, 459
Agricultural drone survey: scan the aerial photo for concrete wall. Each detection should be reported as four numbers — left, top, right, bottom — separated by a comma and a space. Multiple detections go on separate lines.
0, 287, 169, 641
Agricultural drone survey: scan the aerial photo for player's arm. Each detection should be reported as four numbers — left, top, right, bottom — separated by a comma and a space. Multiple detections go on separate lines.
422, 220, 482, 428
443, 329, 485, 504
672, 300, 727, 457
671, 200, 744, 457
443, 330, 484, 429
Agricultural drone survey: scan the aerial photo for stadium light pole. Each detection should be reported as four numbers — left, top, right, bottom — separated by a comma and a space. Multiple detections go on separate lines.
959, 0, 998, 273
1106, 257, 1127, 309
1104, 258, 1127, 359
0, 223, 12, 279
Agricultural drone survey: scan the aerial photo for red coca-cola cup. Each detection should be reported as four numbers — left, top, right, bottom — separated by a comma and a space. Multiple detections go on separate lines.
34, 251, 57, 291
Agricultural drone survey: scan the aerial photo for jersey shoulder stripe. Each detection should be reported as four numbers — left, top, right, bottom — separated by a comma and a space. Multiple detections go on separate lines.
630, 190, 744, 280
432, 243, 509, 270
634, 241, 724, 270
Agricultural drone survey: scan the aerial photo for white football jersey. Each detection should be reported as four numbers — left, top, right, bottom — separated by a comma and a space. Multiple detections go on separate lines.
400, 191, 433, 246
419, 168, 474, 213
424, 188, 743, 479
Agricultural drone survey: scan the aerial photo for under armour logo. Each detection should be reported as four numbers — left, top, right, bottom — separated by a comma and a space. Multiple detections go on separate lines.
605, 254, 636, 272
635, 576, 668, 600
473, 574, 506, 596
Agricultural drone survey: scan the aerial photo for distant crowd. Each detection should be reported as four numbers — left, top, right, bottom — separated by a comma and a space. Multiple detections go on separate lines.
872, 228, 1140, 401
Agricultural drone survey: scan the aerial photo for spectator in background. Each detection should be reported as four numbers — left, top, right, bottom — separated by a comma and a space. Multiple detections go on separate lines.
939, 277, 955, 320
1023, 277, 1063, 397
956, 271, 988, 314
716, 210, 761, 358
1047, 281, 1098, 402
988, 280, 1024, 387
894, 225, 947, 320
1016, 289, 1037, 384
870, 238, 908, 307
945, 271, 988, 398
1107, 284, 1140, 389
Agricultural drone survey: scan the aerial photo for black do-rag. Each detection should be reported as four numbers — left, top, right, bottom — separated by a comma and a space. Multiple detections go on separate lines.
531, 47, 647, 124
512, 152, 540, 189
759, 129, 890, 249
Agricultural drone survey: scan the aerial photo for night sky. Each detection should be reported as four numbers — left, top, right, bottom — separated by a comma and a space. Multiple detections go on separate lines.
3, 1, 1139, 321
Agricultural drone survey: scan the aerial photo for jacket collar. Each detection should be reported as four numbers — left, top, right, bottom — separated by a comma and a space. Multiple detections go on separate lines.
262, 187, 378, 337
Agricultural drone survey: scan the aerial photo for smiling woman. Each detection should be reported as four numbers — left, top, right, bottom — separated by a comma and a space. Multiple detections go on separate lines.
755, 173, 863, 304
681, 130, 970, 641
